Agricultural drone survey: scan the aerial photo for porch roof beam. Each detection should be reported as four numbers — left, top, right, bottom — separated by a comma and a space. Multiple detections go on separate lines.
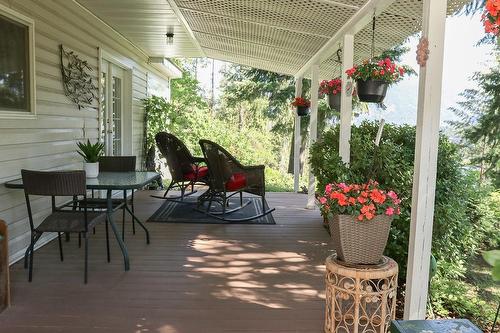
294, 0, 397, 79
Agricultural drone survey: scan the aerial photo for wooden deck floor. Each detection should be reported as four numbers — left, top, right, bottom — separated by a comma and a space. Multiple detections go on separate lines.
0, 191, 333, 333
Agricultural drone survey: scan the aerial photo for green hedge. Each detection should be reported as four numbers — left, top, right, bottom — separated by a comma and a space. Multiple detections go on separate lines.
310, 122, 496, 280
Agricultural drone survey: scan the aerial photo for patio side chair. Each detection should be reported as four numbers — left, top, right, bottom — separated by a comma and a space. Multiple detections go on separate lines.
153, 132, 209, 201
21, 170, 107, 283
198, 139, 275, 221
82, 156, 137, 243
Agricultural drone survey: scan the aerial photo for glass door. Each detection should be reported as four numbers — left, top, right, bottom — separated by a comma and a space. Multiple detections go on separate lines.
100, 60, 125, 156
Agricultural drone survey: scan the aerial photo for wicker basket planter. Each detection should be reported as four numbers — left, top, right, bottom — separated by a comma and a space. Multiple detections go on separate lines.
329, 214, 392, 265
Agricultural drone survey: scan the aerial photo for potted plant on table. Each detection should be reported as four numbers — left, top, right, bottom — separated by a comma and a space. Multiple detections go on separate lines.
317, 180, 401, 265
319, 78, 342, 110
346, 58, 411, 103
77, 139, 104, 178
292, 97, 311, 116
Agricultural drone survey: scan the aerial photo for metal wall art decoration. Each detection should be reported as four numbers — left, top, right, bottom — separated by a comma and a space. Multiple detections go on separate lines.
59, 44, 98, 109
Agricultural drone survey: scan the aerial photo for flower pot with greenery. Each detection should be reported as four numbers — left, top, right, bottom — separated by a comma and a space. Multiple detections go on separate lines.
292, 97, 310, 116
77, 140, 105, 178
346, 58, 411, 103
319, 78, 342, 110
317, 180, 401, 265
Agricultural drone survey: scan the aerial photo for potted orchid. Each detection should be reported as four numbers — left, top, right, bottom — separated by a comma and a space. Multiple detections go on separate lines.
319, 78, 342, 110
317, 180, 401, 265
346, 58, 411, 103
291, 97, 311, 116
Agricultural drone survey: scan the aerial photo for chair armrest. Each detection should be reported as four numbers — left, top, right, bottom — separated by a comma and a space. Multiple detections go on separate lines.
242, 165, 265, 171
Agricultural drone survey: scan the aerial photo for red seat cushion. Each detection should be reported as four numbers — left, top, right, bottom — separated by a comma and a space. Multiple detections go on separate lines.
225, 173, 247, 191
183, 165, 208, 181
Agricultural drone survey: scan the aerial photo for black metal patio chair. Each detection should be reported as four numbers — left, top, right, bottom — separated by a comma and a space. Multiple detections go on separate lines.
153, 132, 209, 201
21, 170, 107, 283
198, 139, 275, 221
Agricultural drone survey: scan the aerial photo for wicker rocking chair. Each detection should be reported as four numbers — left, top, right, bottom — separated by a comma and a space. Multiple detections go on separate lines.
198, 139, 275, 221
153, 132, 208, 201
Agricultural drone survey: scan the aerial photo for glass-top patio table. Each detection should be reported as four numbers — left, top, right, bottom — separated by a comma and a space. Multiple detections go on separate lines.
5, 171, 162, 271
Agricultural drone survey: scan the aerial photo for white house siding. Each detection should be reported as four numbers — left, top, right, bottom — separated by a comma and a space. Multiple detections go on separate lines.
0, 0, 172, 263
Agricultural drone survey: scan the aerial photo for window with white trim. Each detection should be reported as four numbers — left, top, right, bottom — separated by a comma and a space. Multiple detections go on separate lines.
0, 5, 35, 118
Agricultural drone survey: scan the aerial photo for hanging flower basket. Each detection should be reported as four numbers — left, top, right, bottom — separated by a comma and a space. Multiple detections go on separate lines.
319, 79, 342, 110
317, 181, 401, 265
291, 97, 311, 117
346, 58, 412, 104
327, 93, 341, 110
297, 105, 309, 116
356, 79, 388, 103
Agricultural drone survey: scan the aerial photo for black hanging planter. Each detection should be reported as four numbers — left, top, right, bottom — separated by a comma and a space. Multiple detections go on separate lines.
356, 79, 388, 103
328, 93, 341, 111
297, 106, 309, 116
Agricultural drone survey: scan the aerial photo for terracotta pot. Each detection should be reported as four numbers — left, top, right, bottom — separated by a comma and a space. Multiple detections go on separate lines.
327, 93, 341, 110
356, 79, 388, 103
297, 105, 309, 116
329, 214, 392, 265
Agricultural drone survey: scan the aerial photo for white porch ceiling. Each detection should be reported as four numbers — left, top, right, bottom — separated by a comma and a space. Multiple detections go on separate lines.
76, 0, 471, 79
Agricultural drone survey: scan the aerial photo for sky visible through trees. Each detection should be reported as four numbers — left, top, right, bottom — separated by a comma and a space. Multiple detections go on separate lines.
194, 13, 493, 127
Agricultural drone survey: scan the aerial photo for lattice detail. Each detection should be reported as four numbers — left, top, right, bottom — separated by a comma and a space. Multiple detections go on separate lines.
173, 0, 472, 78
176, 0, 358, 36
324, 255, 399, 333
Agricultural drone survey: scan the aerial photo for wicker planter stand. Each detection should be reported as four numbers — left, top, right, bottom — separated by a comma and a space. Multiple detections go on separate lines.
325, 254, 398, 333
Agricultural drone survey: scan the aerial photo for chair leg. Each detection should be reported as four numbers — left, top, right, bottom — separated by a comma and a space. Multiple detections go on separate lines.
240, 192, 243, 207
57, 232, 64, 262
78, 232, 82, 248
131, 191, 136, 235
84, 232, 89, 284
28, 232, 41, 282
24, 233, 34, 269
105, 218, 111, 263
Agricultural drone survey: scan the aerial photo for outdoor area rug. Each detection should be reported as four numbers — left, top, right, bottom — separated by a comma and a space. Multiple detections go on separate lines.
147, 196, 276, 225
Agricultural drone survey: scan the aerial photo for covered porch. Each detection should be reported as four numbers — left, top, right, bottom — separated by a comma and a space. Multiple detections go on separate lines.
0, 0, 482, 330
0, 191, 330, 332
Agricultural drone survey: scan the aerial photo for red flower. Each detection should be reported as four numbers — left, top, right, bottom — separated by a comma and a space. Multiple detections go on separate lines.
291, 97, 310, 107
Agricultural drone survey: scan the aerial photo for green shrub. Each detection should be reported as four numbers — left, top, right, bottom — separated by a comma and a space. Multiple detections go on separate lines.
310, 122, 492, 281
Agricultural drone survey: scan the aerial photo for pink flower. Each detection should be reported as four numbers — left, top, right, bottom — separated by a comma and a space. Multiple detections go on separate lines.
387, 190, 398, 200
319, 197, 327, 204
325, 184, 333, 194
385, 207, 395, 216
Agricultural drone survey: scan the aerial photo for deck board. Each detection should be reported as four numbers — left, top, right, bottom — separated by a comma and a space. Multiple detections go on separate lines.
0, 191, 333, 332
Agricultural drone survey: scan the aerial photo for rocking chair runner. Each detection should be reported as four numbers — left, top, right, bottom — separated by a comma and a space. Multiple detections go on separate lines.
153, 132, 208, 201
198, 139, 275, 221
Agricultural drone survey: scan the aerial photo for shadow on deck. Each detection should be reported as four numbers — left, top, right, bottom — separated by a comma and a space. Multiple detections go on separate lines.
0, 191, 332, 333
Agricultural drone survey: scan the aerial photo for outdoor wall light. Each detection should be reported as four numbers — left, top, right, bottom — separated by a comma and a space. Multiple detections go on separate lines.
166, 32, 174, 45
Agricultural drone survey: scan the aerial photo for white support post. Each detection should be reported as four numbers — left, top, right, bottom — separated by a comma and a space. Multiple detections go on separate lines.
307, 64, 320, 209
339, 34, 354, 164
404, 0, 447, 320
293, 77, 303, 193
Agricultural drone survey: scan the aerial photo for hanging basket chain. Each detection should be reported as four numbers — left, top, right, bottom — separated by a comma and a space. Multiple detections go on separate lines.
371, 12, 376, 60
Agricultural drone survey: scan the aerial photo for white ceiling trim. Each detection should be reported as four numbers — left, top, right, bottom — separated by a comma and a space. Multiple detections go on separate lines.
165, 0, 205, 57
